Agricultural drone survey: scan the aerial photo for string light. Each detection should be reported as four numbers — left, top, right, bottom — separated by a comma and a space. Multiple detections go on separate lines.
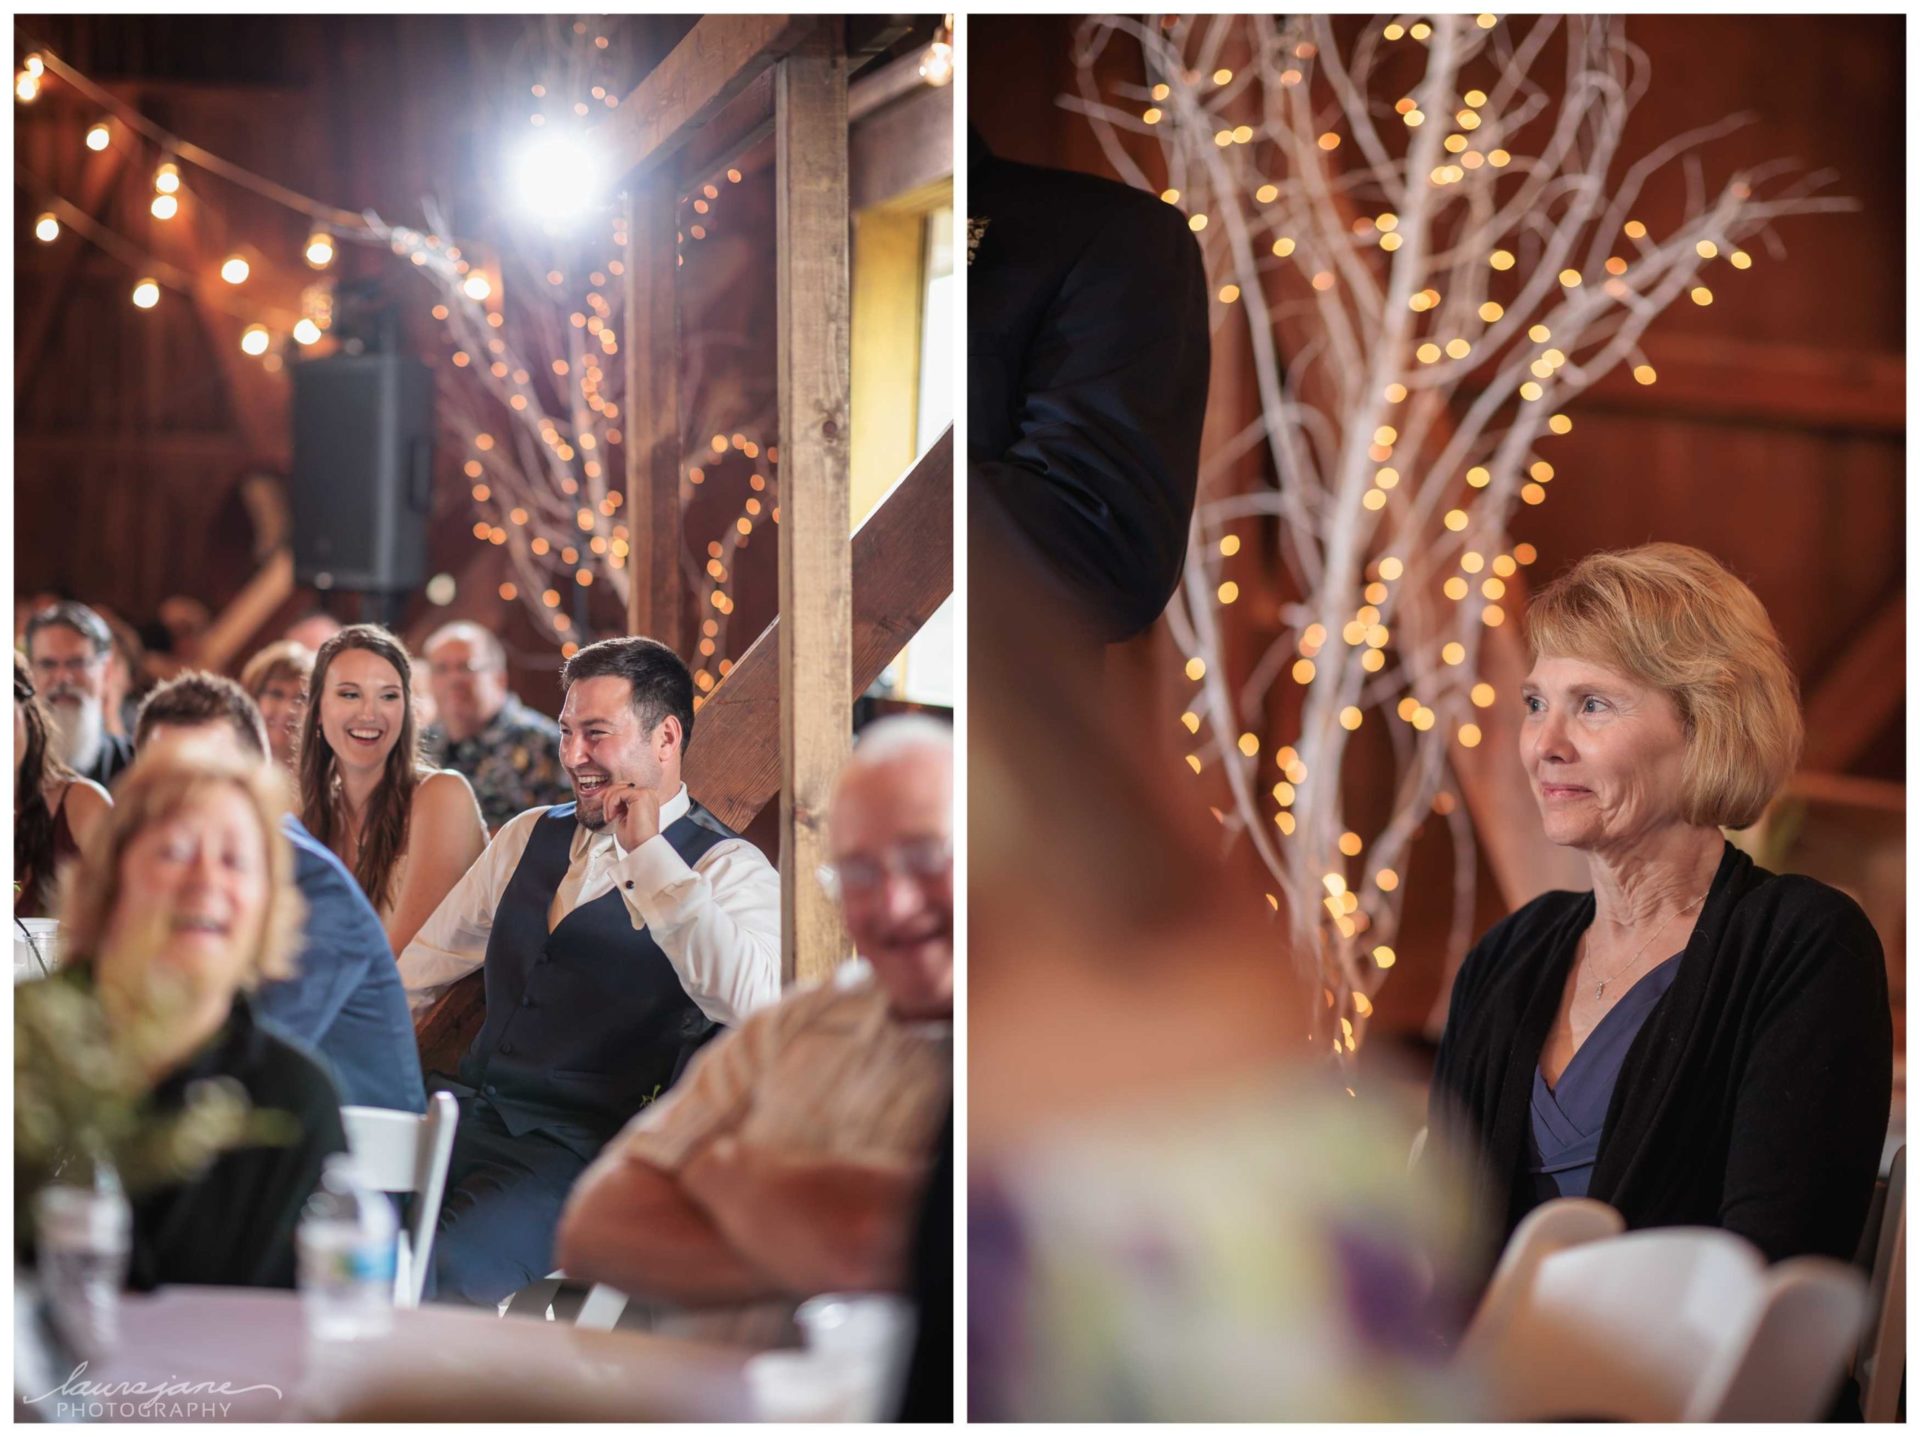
305, 232, 335, 267
130, 278, 160, 309
240, 325, 270, 356
85, 122, 111, 151
33, 213, 59, 243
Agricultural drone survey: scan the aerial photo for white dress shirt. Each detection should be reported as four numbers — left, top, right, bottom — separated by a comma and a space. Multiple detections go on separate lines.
398, 783, 782, 1027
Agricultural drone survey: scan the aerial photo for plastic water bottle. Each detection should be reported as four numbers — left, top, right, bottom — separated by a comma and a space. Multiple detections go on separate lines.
33, 1158, 132, 1360
297, 1155, 397, 1341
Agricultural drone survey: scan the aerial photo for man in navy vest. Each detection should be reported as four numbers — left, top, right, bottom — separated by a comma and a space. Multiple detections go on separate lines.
400, 636, 781, 1307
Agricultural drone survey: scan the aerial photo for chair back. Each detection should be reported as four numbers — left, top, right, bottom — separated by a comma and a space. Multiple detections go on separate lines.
340, 1091, 459, 1308
1855, 1144, 1906, 1422
1463, 1208, 1865, 1422
1701, 1255, 1870, 1421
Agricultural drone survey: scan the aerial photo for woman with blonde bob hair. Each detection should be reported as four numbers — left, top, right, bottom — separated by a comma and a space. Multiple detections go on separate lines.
43, 747, 347, 1289
1430, 543, 1891, 1269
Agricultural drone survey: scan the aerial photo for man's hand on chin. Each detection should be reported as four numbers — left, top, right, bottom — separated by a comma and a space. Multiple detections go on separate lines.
606, 781, 664, 850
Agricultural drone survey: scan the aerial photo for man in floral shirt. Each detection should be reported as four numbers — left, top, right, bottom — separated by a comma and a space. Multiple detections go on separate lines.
420, 622, 567, 833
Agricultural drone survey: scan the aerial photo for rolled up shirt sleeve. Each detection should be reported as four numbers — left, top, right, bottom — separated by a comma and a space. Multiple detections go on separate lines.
610, 834, 783, 1027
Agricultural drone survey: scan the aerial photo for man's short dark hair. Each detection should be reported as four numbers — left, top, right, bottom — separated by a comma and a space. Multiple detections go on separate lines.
24, 601, 112, 658
559, 637, 695, 752
135, 671, 270, 759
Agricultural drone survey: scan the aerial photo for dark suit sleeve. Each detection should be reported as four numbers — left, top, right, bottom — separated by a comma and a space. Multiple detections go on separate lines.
971, 198, 1210, 642
1717, 891, 1893, 1262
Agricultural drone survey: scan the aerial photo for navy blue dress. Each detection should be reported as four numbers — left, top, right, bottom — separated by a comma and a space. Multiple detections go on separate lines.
1527, 954, 1683, 1202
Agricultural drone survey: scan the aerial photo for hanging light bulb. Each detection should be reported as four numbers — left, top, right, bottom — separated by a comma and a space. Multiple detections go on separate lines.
85, 121, 111, 151
919, 16, 954, 86
131, 278, 161, 310
304, 231, 335, 268
150, 193, 179, 220
292, 318, 322, 346
462, 273, 493, 301
23, 55, 43, 78
154, 161, 180, 194
33, 213, 59, 243
16, 70, 40, 102
240, 325, 271, 356
220, 255, 251, 284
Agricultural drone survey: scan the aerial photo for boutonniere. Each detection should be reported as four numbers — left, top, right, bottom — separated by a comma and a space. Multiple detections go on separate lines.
967, 217, 989, 266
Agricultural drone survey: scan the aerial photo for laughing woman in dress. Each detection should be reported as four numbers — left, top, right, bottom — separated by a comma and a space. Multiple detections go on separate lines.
1429, 543, 1891, 1266
296, 625, 486, 958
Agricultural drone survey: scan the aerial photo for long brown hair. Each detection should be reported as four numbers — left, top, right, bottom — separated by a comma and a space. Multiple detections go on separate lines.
15, 653, 77, 914
296, 625, 423, 912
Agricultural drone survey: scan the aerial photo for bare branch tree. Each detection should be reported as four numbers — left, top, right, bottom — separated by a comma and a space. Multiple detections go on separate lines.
1072, 13, 1850, 1057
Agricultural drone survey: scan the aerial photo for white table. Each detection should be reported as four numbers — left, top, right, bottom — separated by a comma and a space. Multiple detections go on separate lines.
19, 1287, 754, 1422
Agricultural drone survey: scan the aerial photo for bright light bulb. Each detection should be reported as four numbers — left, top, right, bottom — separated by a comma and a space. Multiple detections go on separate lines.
24, 54, 43, 78
154, 162, 180, 194
918, 39, 953, 86
508, 129, 607, 228
221, 255, 250, 284
293, 318, 322, 346
240, 324, 271, 356
16, 71, 39, 102
131, 278, 161, 310
463, 273, 493, 301
150, 193, 179, 220
86, 122, 111, 151
34, 213, 59, 243
305, 232, 335, 268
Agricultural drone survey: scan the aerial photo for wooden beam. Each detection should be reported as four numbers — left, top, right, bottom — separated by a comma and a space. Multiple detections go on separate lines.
623, 180, 687, 658
688, 427, 952, 832
1801, 590, 1905, 771
774, 23, 854, 987
194, 548, 296, 675
602, 15, 815, 183
1575, 336, 1904, 434
849, 77, 952, 212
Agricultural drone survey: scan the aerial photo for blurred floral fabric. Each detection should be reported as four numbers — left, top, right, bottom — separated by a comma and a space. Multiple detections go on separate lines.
969, 1069, 1484, 1421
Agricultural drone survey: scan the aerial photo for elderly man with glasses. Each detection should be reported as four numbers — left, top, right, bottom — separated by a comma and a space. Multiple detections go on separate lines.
24, 601, 135, 789
556, 715, 954, 1349
419, 620, 568, 833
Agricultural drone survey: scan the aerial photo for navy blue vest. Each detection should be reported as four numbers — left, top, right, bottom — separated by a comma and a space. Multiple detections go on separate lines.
458, 800, 740, 1155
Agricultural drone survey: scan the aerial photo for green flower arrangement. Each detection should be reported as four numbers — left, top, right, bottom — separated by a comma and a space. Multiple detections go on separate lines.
14, 970, 296, 1245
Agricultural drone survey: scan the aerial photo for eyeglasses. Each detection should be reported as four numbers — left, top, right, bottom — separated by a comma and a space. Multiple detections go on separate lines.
817, 835, 951, 900
429, 660, 500, 678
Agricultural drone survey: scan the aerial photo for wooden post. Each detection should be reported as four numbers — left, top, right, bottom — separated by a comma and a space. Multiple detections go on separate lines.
624, 180, 685, 655
774, 22, 853, 985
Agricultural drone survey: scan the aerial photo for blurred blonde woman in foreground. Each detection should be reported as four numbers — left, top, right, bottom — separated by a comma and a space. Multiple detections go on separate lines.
30, 748, 346, 1289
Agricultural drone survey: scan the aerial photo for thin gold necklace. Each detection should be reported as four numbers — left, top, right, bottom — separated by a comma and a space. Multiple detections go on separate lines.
1586, 888, 1710, 1001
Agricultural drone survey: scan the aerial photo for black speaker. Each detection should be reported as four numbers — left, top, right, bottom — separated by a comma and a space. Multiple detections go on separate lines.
291, 353, 435, 593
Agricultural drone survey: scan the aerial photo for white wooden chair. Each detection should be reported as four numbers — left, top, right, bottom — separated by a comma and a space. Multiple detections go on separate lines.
1461, 1199, 1867, 1421
1855, 1145, 1906, 1421
340, 1092, 459, 1308
500, 1271, 632, 1330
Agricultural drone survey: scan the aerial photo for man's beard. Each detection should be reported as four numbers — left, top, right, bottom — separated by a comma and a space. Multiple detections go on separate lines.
48, 696, 104, 773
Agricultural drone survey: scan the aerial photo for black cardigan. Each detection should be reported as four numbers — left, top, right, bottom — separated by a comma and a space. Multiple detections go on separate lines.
131, 996, 349, 1290
1430, 841, 1891, 1269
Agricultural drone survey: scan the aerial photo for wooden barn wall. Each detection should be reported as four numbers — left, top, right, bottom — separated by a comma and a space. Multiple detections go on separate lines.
971, 14, 1905, 1038
14, 14, 715, 709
